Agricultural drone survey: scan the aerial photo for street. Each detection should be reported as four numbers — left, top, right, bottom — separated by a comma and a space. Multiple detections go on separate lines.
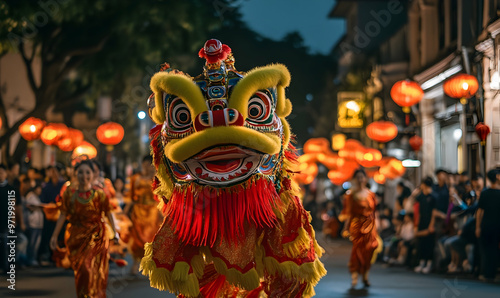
1, 238, 498, 298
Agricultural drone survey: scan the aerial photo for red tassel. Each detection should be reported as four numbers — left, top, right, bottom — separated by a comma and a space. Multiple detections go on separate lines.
165, 177, 281, 247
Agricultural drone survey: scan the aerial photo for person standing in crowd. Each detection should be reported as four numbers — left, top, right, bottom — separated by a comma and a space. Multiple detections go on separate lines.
395, 181, 412, 216
434, 169, 450, 214
124, 155, 162, 275
113, 176, 126, 210
340, 169, 381, 288
25, 182, 44, 266
39, 164, 66, 266
471, 175, 485, 200
0, 165, 25, 274
7, 161, 20, 192
475, 168, 500, 282
456, 171, 469, 198
50, 159, 117, 298
413, 177, 437, 274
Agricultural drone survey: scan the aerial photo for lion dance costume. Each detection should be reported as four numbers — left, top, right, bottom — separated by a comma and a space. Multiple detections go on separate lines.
141, 39, 326, 297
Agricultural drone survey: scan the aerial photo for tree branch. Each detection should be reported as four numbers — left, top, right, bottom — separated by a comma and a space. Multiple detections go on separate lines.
65, 35, 109, 57
56, 84, 92, 109
18, 42, 39, 92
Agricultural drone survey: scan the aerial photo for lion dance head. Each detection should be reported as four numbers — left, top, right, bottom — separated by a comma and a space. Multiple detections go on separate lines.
142, 39, 326, 297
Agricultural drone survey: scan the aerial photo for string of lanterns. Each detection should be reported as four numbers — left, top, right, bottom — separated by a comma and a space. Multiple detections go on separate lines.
294, 137, 406, 186
18, 117, 124, 161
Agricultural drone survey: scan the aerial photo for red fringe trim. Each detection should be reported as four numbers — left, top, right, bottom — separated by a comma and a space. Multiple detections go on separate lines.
164, 177, 282, 247
149, 125, 163, 167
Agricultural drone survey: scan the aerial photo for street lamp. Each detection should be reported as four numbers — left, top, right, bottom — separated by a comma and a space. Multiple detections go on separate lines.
138, 111, 146, 120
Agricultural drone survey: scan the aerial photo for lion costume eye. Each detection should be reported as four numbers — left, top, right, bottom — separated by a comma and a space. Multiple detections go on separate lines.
169, 97, 192, 130
247, 91, 272, 123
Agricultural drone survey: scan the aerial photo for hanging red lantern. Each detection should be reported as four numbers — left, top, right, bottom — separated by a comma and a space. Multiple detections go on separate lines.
373, 171, 386, 184
328, 168, 356, 186
379, 158, 406, 179
409, 135, 423, 152
475, 122, 491, 146
40, 123, 69, 146
443, 74, 479, 105
366, 121, 398, 143
358, 147, 383, 168
338, 139, 363, 160
96, 122, 124, 146
391, 80, 424, 125
317, 152, 340, 170
72, 141, 97, 159
294, 162, 318, 185
19, 117, 46, 141
57, 128, 84, 152
303, 138, 330, 154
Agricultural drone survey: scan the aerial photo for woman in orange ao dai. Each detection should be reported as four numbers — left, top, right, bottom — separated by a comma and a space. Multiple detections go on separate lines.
50, 160, 117, 298
340, 169, 381, 288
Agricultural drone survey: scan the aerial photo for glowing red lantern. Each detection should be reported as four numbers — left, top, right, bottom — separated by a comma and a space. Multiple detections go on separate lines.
19, 117, 46, 141
338, 139, 363, 160
294, 162, 318, 185
409, 135, 423, 152
373, 171, 386, 184
57, 128, 84, 152
391, 80, 424, 108
303, 138, 330, 154
475, 122, 491, 146
96, 122, 124, 146
317, 152, 340, 170
366, 121, 398, 143
328, 168, 355, 186
380, 158, 405, 179
443, 74, 478, 105
40, 123, 68, 146
72, 141, 97, 159
358, 147, 383, 168
391, 80, 423, 125
298, 153, 318, 165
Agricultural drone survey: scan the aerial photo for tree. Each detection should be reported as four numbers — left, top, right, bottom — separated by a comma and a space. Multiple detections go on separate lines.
0, 0, 230, 161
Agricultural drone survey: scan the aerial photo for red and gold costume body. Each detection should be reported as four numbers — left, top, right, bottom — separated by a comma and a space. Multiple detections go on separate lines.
340, 190, 380, 275
128, 173, 162, 260
140, 39, 326, 297
60, 184, 111, 298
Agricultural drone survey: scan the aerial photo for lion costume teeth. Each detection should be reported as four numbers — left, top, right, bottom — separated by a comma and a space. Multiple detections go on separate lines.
141, 39, 326, 297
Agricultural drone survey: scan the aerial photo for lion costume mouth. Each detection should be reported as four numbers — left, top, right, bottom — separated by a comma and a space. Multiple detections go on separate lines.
183, 145, 265, 185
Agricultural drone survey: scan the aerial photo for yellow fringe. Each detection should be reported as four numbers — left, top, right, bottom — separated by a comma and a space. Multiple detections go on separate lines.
262, 256, 326, 297
140, 242, 201, 297
371, 235, 383, 264
203, 250, 261, 291
282, 227, 311, 258
306, 228, 324, 258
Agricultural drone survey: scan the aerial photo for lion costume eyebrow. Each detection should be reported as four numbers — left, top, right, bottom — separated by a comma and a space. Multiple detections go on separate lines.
228, 64, 292, 118
150, 72, 208, 124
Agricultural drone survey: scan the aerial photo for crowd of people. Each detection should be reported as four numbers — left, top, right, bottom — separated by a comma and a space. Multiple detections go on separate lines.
0, 156, 162, 297
319, 167, 500, 283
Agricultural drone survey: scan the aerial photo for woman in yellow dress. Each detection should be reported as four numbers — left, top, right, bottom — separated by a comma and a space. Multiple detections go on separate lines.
340, 169, 381, 289
50, 160, 117, 298
125, 155, 162, 274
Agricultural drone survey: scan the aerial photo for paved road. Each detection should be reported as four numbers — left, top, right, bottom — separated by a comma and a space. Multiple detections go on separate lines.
1, 238, 499, 297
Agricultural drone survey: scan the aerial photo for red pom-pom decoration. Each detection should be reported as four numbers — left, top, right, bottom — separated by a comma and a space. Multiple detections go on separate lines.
198, 39, 231, 64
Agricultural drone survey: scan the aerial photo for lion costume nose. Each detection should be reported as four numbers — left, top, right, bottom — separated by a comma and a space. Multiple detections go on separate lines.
194, 108, 244, 132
